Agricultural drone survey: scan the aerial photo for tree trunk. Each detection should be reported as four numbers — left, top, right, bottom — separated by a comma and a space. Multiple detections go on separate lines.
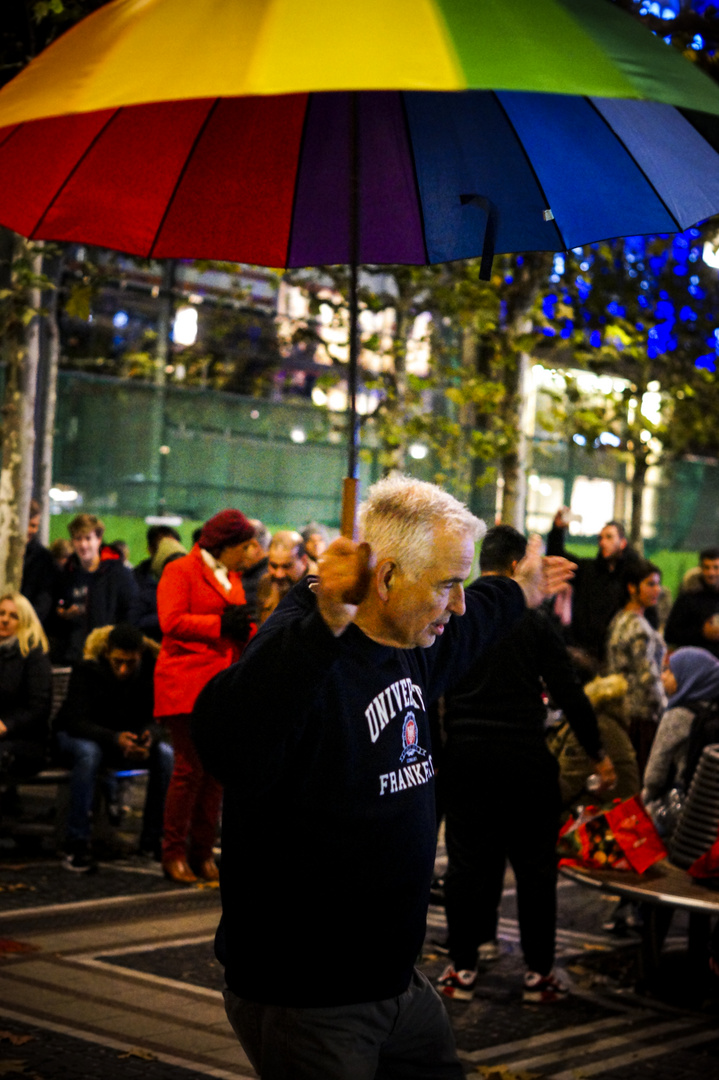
0, 242, 42, 588
498, 351, 529, 529
629, 451, 648, 554
37, 265, 61, 546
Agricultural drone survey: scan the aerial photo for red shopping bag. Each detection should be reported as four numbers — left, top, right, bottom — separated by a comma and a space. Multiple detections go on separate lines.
604, 796, 667, 873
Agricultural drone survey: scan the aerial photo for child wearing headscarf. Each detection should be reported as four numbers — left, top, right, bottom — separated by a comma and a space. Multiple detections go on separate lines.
642, 647, 719, 826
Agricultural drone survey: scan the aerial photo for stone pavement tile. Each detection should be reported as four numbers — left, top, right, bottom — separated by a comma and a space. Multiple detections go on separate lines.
152, 1023, 238, 1055
209, 1043, 257, 1069
94, 1011, 191, 1042
0, 1013, 230, 1080
0, 973, 123, 1023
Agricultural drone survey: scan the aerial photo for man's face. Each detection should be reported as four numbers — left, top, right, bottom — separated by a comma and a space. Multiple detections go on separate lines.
27, 515, 40, 542
241, 537, 265, 570
304, 532, 327, 561
220, 539, 258, 573
701, 558, 719, 591
268, 545, 308, 584
380, 529, 475, 649
107, 648, 142, 681
598, 526, 625, 561
72, 530, 102, 568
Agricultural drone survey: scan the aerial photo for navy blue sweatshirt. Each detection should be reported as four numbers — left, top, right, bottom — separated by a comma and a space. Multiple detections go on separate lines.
192, 574, 525, 1007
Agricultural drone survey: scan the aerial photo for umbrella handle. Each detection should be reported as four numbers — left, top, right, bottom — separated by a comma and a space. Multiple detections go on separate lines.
341, 477, 359, 539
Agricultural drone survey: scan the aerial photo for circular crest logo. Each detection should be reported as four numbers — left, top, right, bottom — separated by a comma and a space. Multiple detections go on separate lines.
400, 711, 426, 763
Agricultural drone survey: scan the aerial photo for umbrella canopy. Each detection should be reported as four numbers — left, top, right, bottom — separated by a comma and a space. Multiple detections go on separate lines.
2, 89, 719, 266
2, 0, 719, 264
3, 0, 719, 531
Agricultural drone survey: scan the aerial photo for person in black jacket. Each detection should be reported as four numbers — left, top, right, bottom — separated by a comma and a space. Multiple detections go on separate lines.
132, 525, 183, 642
191, 476, 575, 1080
52, 513, 140, 664
664, 548, 719, 659
438, 526, 616, 1005
0, 591, 52, 783
239, 518, 270, 622
54, 623, 173, 871
546, 509, 643, 662
21, 500, 56, 628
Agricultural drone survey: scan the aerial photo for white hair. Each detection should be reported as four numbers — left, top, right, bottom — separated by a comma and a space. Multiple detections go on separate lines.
358, 474, 485, 579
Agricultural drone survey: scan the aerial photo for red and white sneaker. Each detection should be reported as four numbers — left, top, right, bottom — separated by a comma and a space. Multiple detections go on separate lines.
437, 964, 477, 1001
523, 970, 569, 1003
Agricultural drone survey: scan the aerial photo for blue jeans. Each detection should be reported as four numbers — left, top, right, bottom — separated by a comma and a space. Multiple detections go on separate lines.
55, 731, 174, 849
223, 969, 463, 1080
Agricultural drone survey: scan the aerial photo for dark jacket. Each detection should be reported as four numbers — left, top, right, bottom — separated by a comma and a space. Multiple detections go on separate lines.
241, 556, 269, 622
52, 548, 140, 664
21, 537, 56, 626
445, 605, 603, 761
54, 639, 158, 754
0, 640, 52, 749
664, 585, 719, 659
133, 557, 162, 642
192, 574, 525, 1009
546, 525, 643, 661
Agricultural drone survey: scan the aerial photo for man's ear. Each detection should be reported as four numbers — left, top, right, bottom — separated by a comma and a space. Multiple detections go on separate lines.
376, 560, 397, 602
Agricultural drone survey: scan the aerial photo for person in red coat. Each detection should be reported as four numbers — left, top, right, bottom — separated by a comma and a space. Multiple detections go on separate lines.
155, 510, 257, 884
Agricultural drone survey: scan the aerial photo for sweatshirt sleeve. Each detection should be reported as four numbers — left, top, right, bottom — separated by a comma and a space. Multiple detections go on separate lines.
191, 582, 343, 788
537, 614, 603, 761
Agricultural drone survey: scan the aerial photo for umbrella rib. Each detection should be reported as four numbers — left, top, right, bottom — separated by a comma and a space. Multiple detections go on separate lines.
491, 92, 567, 254
284, 94, 313, 268
585, 97, 682, 232
148, 98, 222, 259
0, 124, 20, 154
20, 109, 123, 239
399, 92, 430, 264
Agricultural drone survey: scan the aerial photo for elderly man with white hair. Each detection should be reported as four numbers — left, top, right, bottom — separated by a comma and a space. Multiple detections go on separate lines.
192, 475, 573, 1080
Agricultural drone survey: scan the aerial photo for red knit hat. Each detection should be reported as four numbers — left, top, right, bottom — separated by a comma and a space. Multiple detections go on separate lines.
199, 509, 255, 552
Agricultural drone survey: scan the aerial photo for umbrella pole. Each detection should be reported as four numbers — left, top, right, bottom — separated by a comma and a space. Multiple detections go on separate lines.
341, 255, 360, 538
341, 91, 360, 539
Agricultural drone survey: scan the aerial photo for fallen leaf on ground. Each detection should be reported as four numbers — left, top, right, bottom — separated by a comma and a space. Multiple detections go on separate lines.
0, 940, 39, 956
0, 1032, 32, 1045
118, 1048, 157, 1061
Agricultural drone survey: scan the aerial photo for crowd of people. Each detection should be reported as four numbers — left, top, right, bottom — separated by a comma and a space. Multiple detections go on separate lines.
435, 507, 719, 1002
1, 483, 719, 1077
1, 501, 329, 881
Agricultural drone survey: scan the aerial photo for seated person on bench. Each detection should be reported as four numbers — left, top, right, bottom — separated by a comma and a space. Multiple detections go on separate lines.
0, 591, 52, 789
54, 623, 173, 871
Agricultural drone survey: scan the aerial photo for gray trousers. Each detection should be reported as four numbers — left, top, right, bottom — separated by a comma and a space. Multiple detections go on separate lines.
223, 968, 463, 1080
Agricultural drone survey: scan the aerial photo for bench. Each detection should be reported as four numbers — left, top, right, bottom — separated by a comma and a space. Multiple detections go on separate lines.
561, 859, 719, 985
1, 666, 149, 850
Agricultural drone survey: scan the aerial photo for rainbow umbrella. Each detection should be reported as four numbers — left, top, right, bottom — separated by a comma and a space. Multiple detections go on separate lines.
2, 0, 719, 529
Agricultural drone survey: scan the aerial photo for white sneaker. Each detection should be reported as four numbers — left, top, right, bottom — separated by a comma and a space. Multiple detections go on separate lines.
523, 970, 569, 1003
437, 963, 477, 1001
